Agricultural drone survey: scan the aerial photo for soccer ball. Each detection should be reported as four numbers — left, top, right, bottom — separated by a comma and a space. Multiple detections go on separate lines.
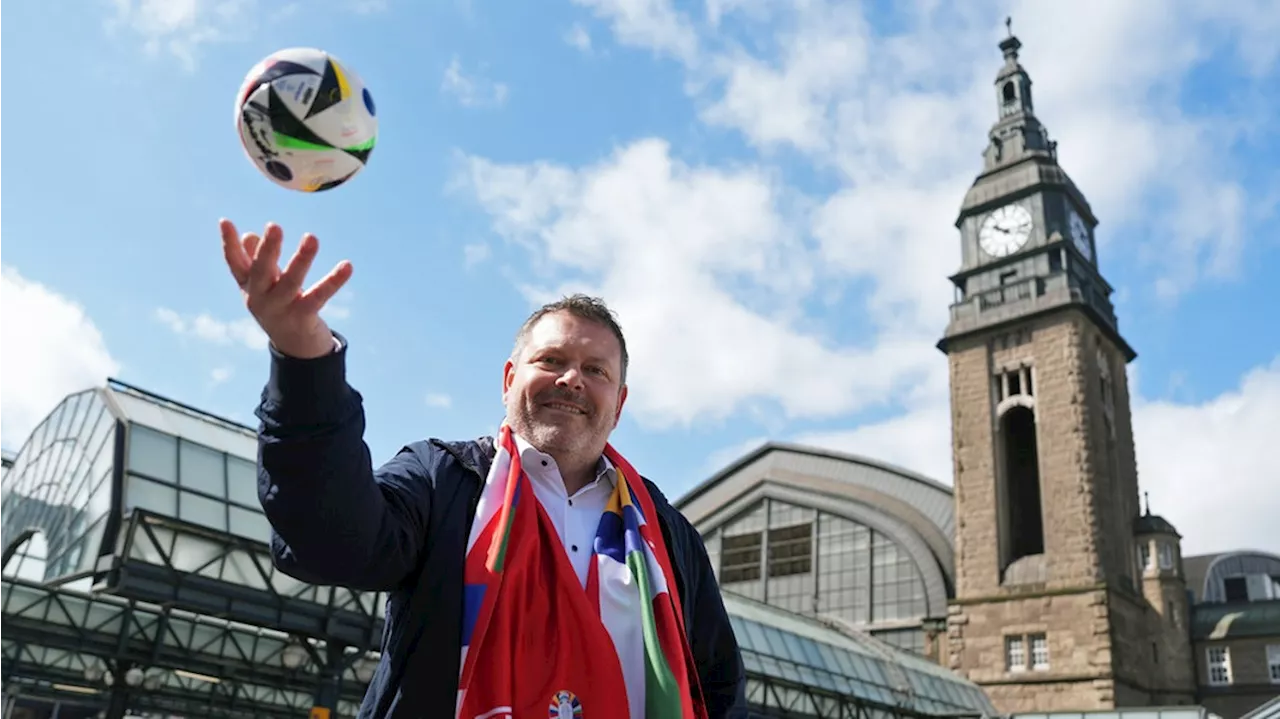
234, 48, 378, 192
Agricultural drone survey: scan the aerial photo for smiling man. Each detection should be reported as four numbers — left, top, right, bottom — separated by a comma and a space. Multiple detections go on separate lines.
222, 220, 745, 719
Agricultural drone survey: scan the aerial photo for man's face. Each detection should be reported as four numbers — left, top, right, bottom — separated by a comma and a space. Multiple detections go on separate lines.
503, 311, 628, 460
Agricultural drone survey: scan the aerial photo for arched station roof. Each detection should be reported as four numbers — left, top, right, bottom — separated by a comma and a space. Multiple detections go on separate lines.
675, 441, 957, 605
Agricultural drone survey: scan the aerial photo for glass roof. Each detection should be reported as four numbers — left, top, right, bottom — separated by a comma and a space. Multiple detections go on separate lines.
1192, 600, 1280, 641
104, 379, 257, 460
2, 575, 372, 713
724, 593, 996, 716
1011, 709, 1221, 719
1, 388, 118, 583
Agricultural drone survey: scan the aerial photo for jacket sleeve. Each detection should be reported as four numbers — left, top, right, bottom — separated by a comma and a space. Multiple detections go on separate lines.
255, 334, 432, 592
681, 519, 749, 718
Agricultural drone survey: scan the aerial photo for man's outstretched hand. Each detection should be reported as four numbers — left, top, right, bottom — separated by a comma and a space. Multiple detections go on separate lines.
220, 219, 353, 360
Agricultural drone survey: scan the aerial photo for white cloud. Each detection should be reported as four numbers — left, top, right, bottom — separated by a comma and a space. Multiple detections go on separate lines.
106, 0, 252, 70
210, 366, 233, 385
785, 355, 1280, 556
441, 57, 509, 108
571, 0, 698, 63
425, 393, 453, 409
453, 0, 1277, 550
456, 139, 939, 430
565, 23, 593, 53
455, 0, 1276, 434
1, 267, 120, 450
574, 0, 1275, 304
153, 307, 268, 351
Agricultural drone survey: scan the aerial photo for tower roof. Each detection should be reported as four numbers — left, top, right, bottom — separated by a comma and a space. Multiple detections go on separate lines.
958, 21, 1091, 218
1134, 492, 1181, 537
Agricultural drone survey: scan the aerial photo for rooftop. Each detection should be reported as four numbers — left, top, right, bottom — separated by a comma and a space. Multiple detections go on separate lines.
725, 592, 996, 717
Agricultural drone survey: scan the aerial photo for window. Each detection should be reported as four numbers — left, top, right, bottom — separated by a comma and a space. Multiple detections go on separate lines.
1223, 577, 1249, 603
226, 456, 259, 507
1157, 542, 1174, 570
996, 366, 1034, 401
1030, 633, 1049, 670
1206, 646, 1231, 686
1006, 635, 1026, 672
766, 522, 812, 578
180, 492, 227, 532
179, 440, 226, 497
1138, 543, 1151, 571
128, 425, 177, 482
128, 476, 177, 515
1267, 644, 1280, 684
720, 532, 762, 584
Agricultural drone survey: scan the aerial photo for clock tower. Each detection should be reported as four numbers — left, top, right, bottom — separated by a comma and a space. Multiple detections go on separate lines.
937, 26, 1195, 713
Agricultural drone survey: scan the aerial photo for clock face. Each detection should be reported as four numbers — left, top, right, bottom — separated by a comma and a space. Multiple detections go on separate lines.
1068, 210, 1092, 260
978, 203, 1033, 258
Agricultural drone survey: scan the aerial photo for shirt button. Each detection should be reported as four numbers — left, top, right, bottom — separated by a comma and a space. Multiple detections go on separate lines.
568, 499, 574, 506
571, 545, 579, 552
541, 460, 548, 466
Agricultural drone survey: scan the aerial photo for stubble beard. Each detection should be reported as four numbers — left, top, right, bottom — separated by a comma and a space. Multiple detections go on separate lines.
508, 392, 606, 465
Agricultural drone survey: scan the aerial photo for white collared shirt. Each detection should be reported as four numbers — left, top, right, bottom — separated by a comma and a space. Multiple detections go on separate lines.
509, 434, 647, 718
510, 434, 616, 587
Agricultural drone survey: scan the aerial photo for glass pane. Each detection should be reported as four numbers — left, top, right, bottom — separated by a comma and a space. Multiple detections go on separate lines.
128, 425, 177, 482
180, 492, 227, 531
230, 506, 270, 542
128, 476, 177, 515
179, 440, 226, 497
227, 456, 258, 507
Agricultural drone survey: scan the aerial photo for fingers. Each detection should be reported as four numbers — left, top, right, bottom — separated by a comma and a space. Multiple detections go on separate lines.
224, 219, 351, 323
299, 260, 354, 314
246, 223, 283, 297
220, 219, 252, 286
276, 233, 320, 298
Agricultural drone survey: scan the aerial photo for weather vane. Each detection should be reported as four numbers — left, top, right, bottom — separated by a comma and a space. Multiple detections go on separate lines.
1005, 16, 1013, 37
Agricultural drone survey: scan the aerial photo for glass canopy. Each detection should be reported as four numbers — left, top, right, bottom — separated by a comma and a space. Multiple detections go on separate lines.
2, 574, 370, 716
1011, 709, 1223, 719
1, 388, 117, 585
724, 592, 996, 717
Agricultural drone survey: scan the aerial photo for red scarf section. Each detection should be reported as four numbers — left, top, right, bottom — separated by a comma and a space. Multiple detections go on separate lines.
455, 426, 707, 719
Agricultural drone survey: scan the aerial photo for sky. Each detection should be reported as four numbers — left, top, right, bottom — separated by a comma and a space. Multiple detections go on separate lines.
2, 0, 1278, 558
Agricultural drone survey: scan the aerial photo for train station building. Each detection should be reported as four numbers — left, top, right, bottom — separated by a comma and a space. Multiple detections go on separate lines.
4, 29, 1278, 719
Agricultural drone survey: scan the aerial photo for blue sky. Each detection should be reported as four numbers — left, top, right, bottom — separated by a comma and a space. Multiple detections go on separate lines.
2, 0, 1278, 555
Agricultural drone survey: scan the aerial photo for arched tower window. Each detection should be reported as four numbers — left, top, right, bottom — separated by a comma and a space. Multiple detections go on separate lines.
995, 365, 1044, 569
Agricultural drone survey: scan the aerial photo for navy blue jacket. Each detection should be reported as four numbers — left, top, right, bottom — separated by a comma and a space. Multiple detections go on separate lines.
254, 339, 747, 718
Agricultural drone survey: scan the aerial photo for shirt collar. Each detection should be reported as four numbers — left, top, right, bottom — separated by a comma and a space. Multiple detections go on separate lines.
510, 431, 616, 489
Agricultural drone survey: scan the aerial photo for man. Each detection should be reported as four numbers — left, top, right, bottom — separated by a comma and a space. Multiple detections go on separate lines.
220, 219, 746, 718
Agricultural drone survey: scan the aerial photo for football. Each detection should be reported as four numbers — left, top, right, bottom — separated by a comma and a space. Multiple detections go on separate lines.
234, 48, 378, 192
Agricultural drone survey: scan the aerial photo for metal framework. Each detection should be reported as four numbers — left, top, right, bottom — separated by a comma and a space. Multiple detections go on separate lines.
2, 378, 1001, 718
1, 575, 367, 718
100, 509, 384, 647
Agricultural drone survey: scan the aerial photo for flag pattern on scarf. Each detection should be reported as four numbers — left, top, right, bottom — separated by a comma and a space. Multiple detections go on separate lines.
456, 424, 706, 719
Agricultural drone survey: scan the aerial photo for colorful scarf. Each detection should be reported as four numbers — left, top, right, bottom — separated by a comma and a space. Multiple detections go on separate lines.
456, 424, 706, 719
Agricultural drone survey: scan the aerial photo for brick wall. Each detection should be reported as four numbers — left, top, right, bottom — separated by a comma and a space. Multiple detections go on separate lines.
945, 308, 1201, 713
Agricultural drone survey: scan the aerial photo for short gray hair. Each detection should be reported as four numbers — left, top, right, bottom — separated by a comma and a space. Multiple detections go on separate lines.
511, 294, 629, 383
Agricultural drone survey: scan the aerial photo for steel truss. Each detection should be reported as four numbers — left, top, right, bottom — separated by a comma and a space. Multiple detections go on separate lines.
98, 509, 384, 647
1, 576, 366, 717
